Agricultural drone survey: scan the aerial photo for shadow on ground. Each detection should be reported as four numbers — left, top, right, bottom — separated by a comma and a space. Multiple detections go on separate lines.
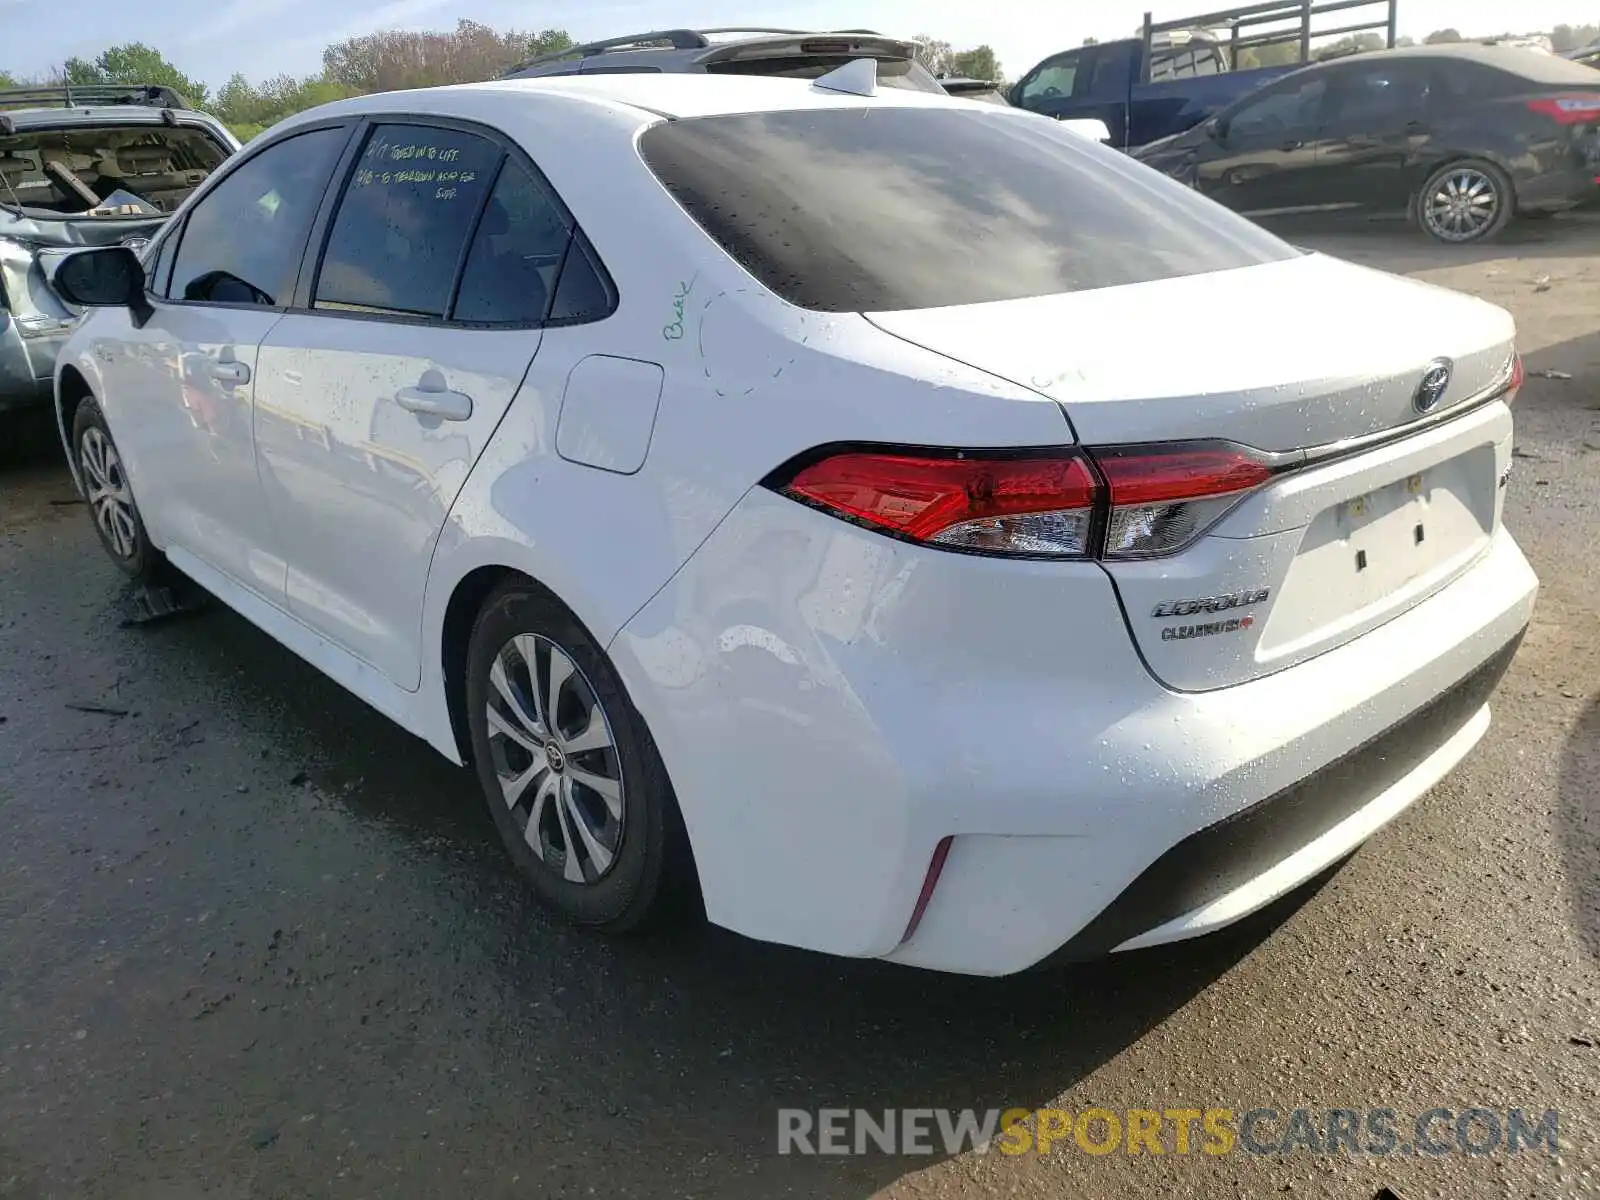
0, 435, 1335, 1198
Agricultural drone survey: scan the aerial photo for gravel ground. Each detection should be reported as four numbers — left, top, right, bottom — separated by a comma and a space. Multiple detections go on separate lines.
1, 219, 1597, 1200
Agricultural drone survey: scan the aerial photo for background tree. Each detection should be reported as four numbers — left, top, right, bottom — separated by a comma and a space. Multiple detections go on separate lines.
1551, 23, 1600, 50
950, 45, 1003, 82
59, 42, 210, 106
1424, 28, 1463, 44
322, 20, 570, 93
912, 35, 956, 77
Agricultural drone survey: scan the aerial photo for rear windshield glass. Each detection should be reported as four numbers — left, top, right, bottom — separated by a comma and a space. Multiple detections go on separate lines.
0, 123, 230, 216
1495, 48, 1600, 84
638, 108, 1298, 312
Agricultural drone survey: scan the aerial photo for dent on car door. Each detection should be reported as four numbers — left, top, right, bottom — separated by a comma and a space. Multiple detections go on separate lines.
1197, 74, 1328, 214
1312, 63, 1437, 216
114, 123, 352, 595
252, 121, 590, 691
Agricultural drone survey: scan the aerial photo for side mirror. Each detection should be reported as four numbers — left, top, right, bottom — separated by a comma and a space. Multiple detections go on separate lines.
1204, 116, 1228, 141
52, 246, 153, 326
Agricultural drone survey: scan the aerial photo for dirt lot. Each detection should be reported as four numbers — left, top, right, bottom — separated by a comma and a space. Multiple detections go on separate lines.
1, 220, 1597, 1200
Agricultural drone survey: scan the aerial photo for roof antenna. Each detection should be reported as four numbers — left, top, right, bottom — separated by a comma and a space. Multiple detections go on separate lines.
811, 57, 878, 97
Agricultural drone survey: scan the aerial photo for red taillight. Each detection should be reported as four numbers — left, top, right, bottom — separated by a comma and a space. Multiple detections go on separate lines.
1526, 94, 1600, 124
781, 449, 1099, 557
1506, 353, 1524, 404
772, 442, 1279, 560
1091, 445, 1275, 558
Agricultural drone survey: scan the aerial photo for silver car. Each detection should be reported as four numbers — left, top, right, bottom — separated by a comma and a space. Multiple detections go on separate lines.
1, 84, 236, 413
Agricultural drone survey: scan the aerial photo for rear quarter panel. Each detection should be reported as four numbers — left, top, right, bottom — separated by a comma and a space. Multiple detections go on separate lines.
400, 86, 1076, 758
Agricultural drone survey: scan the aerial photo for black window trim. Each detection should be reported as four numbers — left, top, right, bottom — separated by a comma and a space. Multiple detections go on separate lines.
292, 111, 619, 333
143, 216, 181, 299
154, 117, 361, 314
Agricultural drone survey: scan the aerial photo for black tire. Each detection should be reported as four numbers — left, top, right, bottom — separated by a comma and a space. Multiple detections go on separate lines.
1415, 159, 1514, 245
71, 396, 166, 584
463, 578, 697, 932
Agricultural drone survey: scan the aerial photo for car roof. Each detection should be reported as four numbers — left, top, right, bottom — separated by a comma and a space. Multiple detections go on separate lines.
1317, 42, 1600, 76
0, 107, 225, 136
503, 26, 914, 76
318, 71, 971, 123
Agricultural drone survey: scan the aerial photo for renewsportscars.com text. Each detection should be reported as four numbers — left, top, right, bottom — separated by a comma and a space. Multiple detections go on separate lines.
777, 1107, 1560, 1158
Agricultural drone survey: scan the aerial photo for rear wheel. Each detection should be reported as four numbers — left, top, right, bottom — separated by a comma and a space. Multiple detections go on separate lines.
72, 397, 166, 583
1416, 160, 1513, 244
463, 579, 696, 932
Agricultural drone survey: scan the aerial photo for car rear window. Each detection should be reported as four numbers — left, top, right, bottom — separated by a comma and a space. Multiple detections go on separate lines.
638, 107, 1298, 312
1497, 48, 1600, 85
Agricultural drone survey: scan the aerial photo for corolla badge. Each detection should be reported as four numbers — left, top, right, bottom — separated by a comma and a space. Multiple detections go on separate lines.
1413, 358, 1453, 414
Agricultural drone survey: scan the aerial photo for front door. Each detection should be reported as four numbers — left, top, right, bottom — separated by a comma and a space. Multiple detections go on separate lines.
1196, 73, 1329, 215
108, 123, 353, 596
253, 121, 580, 690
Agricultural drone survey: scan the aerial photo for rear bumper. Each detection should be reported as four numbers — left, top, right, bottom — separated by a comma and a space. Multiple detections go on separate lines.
611, 486, 1537, 977
1515, 164, 1600, 214
1038, 628, 1521, 965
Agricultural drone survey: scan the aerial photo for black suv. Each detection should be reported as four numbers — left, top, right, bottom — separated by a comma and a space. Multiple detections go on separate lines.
501, 27, 946, 94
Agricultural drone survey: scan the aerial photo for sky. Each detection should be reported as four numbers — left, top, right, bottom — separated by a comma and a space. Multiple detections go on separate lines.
0, 0, 1591, 89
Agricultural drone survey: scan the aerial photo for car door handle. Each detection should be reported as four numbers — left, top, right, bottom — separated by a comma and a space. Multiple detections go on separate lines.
207, 360, 250, 385
395, 385, 473, 421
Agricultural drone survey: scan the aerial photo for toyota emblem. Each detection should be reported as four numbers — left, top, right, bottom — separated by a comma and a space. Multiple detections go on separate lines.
1413, 358, 1453, 414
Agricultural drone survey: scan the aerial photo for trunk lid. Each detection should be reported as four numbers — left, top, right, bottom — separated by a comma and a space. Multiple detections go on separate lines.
864, 253, 1513, 452
866, 252, 1519, 691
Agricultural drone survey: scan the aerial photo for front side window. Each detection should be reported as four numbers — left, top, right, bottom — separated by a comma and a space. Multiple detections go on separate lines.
1019, 53, 1080, 103
640, 107, 1298, 313
168, 125, 347, 306
1227, 76, 1329, 138
313, 123, 501, 319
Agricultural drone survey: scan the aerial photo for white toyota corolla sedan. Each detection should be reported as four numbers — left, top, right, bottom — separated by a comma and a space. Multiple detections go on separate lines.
50, 65, 1536, 976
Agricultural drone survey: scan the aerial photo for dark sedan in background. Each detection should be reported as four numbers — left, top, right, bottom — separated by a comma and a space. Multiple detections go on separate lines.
1133, 44, 1600, 243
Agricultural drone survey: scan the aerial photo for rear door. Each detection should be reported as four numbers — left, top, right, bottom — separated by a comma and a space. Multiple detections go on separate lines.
252, 119, 571, 691
1196, 71, 1330, 213
1309, 60, 1437, 216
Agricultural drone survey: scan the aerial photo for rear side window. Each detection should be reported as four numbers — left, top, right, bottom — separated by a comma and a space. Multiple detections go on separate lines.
639, 107, 1298, 313
1329, 64, 1432, 122
452, 159, 569, 325
314, 123, 500, 318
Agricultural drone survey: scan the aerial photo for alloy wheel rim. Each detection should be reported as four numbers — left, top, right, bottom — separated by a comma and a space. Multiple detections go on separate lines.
485, 633, 625, 884
79, 427, 139, 559
1423, 168, 1499, 243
